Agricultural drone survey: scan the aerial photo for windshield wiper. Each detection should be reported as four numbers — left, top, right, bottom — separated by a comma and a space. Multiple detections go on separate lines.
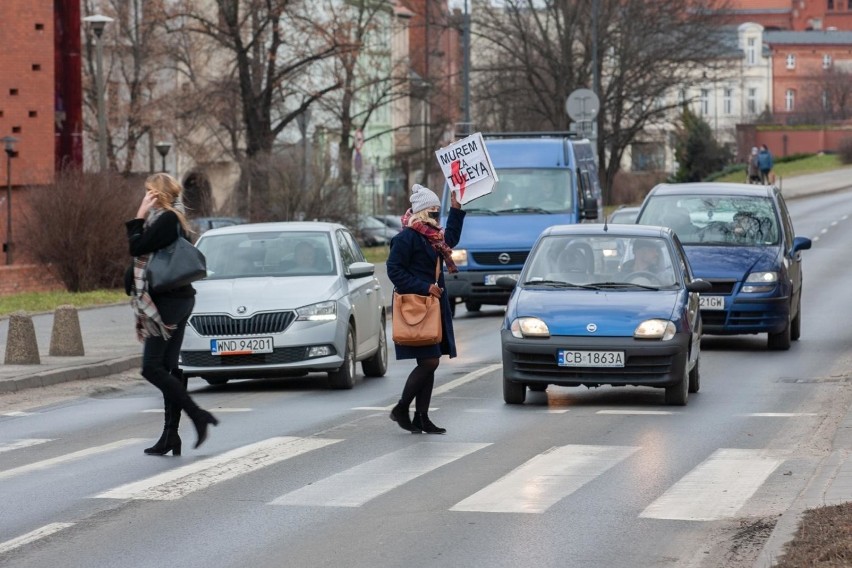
497, 207, 551, 214
463, 208, 499, 216
523, 279, 600, 289
588, 281, 661, 290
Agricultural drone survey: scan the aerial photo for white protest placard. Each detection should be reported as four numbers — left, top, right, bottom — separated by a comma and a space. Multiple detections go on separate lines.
435, 132, 499, 205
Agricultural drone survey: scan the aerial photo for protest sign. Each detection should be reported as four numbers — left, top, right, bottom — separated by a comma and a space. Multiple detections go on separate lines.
435, 132, 498, 205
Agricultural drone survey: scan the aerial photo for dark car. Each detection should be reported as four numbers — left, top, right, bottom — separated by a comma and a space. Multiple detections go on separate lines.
356, 215, 398, 247
499, 224, 710, 406
635, 182, 811, 350
607, 205, 640, 224
190, 216, 247, 237
372, 214, 404, 232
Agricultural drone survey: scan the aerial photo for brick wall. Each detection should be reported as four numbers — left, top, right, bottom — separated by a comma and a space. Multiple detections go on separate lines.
0, 264, 63, 296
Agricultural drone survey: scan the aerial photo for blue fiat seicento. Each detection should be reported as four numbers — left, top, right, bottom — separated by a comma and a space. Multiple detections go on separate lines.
636, 183, 811, 350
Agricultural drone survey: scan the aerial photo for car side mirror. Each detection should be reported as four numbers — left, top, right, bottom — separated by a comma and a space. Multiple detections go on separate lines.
578, 170, 598, 220
346, 261, 375, 279
687, 279, 712, 293
496, 276, 518, 289
791, 236, 812, 255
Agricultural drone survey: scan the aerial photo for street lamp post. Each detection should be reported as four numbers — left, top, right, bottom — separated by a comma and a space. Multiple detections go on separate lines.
2, 136, 18, 265
155, 141, 172, 173
83, 14, 113, 173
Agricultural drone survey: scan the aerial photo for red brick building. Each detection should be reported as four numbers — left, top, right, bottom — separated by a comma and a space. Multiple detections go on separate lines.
712, 0, 852, 31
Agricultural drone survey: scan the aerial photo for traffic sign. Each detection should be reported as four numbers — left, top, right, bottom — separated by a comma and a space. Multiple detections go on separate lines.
565, 89, 600, 121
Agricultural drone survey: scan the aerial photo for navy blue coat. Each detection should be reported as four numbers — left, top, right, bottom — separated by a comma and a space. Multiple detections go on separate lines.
387, 208, 466, 360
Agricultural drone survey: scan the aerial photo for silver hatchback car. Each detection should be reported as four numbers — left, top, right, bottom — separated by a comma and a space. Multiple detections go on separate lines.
179, 222, 388, 389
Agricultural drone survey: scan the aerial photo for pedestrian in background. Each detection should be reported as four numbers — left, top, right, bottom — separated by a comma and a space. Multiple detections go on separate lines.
386, 184, 466, 434
746, 147, 761, 184
126, 173, 218, 455
758, 144, 774, 185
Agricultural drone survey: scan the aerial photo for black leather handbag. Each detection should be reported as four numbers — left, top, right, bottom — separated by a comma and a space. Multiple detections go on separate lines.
147, 227, 207, 293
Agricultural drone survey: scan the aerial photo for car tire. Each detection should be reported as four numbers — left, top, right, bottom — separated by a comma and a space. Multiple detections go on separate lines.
465, 300, 482, 312
791, 295, 802, 341
328, 324, 356, 389
361, 316, 388, 377
688, 354, 700, 394
767, 313, 792, 351
203, 377, 230, 386
503, 375, 526, 404
664, 357, 689, 406
449, 297, 457, 318
528, 384, 548, 392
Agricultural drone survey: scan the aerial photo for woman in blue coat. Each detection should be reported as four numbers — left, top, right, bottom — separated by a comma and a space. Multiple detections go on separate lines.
386, 184, 465, 434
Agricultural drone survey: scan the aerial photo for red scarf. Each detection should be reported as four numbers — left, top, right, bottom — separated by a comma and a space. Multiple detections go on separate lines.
401, 209, 458, 273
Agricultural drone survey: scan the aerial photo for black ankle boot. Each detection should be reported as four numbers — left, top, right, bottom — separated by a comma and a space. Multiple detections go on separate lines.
412, 412, 446, 434
189, 409, 219, 449
144, 429, 182, 456
390, 404, 421, 433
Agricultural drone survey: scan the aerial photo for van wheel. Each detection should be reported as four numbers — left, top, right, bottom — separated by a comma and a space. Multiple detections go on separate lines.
791, 295, 802, 341
688, 354, 700, 393
465, 300, 481, 312
449, 297, 457, 318
203, 377, 230, 386
768, 312, 792, 351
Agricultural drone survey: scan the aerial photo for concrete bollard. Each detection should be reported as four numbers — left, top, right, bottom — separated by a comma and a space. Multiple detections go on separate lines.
49, 304, 85, 357
4, 311, 41, 365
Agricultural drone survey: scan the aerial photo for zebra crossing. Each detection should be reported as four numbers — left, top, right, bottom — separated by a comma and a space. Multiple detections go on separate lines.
0, 434, 795, 520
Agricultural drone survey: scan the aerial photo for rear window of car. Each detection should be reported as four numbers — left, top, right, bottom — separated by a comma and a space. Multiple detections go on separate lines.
639, 195, 779, 246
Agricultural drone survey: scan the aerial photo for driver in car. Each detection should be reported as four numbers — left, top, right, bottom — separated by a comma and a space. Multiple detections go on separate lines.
620, 239, 665, 276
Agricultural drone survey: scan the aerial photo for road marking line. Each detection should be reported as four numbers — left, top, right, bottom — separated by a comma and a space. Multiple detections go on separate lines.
744, 413, 818, 417
142, 408, 252, 413
597, 410, 676, 415
0, 522, 75, 555
353, 406, 438, 412
0, 439, 52, 454
0, 439, 144, 481
96, 437, 339, 501
450, 444, 640, 514
1, 411, 35, 417
271, 442, 490, 508
639, 448, 788, 521
432, 364, 502, 397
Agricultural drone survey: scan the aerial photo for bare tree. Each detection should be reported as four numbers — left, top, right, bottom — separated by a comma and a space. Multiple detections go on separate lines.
798, 66, 852, 123
470, 0, 728, 202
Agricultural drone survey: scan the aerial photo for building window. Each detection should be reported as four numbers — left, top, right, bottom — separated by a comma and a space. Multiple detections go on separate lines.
747, 38, 757, 65
700, 89, 710, 115
786, 54, 796, 69
828, 0, 834, 10
786, 89, 796, 111
723, 88, 733, 114
748, 88, 757, 114
824, 54, 833, 68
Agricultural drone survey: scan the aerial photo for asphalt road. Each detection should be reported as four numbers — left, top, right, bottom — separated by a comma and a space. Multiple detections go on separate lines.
2, 190, 852, 567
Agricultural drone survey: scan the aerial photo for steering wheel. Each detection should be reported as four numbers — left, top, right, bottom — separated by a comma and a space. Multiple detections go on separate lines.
697, 221, 731, 242
625, 271, 663, 286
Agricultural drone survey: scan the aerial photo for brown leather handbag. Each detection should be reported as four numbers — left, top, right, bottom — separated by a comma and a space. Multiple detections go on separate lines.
392, 259, 442, 347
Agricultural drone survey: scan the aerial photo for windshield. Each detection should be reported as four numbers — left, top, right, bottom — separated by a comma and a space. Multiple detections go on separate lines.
523, 235, 679, 289
197, 231, 335, 279
453, 168, 573, 214
638, 195, 779, 246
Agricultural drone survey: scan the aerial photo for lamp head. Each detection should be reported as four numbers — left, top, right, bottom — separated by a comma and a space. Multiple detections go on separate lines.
83, 14, 114, 38
155, 142, 172, 158
1, 136, 18, 157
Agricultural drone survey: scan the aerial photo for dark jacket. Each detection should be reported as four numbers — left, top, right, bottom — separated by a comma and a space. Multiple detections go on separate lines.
125, 210, 196, 302
387, 208, 465, 360
757, 149, 773, 171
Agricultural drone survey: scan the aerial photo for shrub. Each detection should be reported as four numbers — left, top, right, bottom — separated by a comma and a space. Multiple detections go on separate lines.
610, 171, 667, 205
838, 138, 852, 164
21, 170, 138, 292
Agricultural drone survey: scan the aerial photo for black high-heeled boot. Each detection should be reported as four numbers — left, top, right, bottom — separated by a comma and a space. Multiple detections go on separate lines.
390, 403, 421, 433
144, 429, 182, 456
412, 412, 446, 434
188, 408, 219, 449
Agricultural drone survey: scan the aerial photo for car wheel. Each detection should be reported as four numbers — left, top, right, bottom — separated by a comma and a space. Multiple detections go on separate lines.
503, 375, 526, 404
528, 384, 548, 392
361, 315, 388, 377
767, 312, 792, 351
465, 300, 482, 312
664, 357, 689, 406
791, 295, 802, 341
449, 297, 457, 318
203, 377, 230, 386
688, 353, 700, 394
328, 324, 356, 389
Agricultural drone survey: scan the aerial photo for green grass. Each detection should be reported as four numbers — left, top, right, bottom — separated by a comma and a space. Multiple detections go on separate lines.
0, 289, 127, 317
363, 246, 390, 264
714, 153, 843, 183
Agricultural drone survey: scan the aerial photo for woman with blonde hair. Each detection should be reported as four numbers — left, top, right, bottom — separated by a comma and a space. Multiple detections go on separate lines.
126, 172, 218, 455
386, 184, 465, 434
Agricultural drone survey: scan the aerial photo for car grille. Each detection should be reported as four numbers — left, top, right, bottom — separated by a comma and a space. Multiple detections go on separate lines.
181, 346, 330, 367
189, 311, 296, 337
705, 279, 736, 295
469, 284, 513, 301
702, 310, 781, 327
471, 251, 529, 266
510, 351, 673, 378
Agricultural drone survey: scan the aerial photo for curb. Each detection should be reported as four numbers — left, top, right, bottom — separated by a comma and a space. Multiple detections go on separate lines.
0, 354, 141, 394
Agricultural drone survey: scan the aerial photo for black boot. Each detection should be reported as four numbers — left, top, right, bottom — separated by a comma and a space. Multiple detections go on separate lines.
412, 412, 446, 435
188, 408, 219, 449
390, 403, 421, 433
144, 428, 182, 456
165, 368, 187, 431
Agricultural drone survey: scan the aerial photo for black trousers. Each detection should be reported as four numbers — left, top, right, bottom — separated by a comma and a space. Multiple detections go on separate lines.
141, 296, 197, 428
399, 357, 440, 414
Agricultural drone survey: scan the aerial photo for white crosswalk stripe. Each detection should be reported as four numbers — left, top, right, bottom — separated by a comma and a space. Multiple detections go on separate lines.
0, 438, 52, 454
0, 439, 144, 481
640, 448, 788, 521
0, 523, 75, 555
450, 444, 640, 514
271, 442, 490, 508
95, 437, 340, 501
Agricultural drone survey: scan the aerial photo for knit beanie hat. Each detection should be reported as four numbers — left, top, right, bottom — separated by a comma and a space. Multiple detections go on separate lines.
410, 184, 441, 213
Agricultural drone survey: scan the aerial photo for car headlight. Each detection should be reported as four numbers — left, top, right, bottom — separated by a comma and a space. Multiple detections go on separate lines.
296, 301, 337, 321
451, 249, 468, 267
742, 271, 778, 293
510, 317, 550, 338
634, 319, 676, 340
